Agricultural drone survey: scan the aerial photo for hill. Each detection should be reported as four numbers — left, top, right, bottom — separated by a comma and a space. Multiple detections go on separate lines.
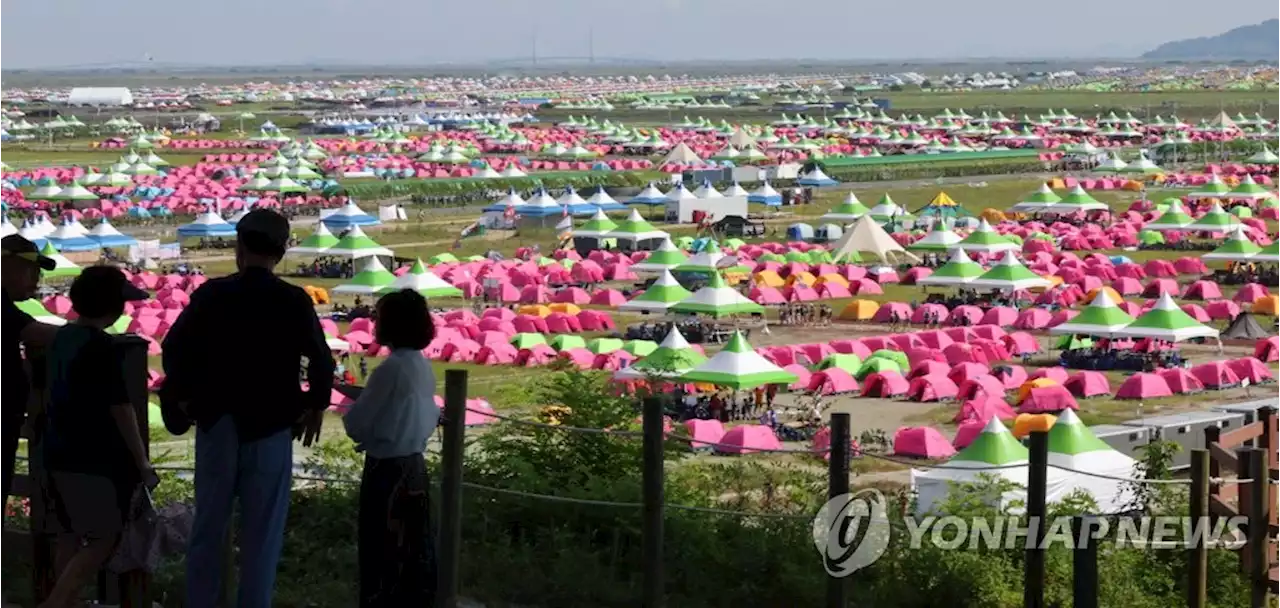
1142, 19, 1279, 60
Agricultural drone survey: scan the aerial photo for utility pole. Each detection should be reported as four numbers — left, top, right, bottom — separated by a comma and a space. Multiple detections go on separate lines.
532, 29, 539, 67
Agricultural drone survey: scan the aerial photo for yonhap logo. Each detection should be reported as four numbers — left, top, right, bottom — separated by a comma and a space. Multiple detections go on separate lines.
812, 489, 892, 577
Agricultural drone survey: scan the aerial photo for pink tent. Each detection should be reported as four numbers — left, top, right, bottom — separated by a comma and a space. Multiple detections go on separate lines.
556, 348, 596, 369
1143, 278, 1180, 298
861, 371, 910, 397
892, 426, 956, 459
1111, 277, 1143, 295
797, 343, 835, 365
1157, 368, 1204, 394
1254, 336, 1280, 362
750, 286, 786, 305
784, 365, 812, 391
1063, 371, 1111, 398
872, 302, 912, 323
1179, 303, 1211, 323
1029, 366, 1069, 384
1182, 281, 1223, 301
1014, 308, 1052, 330
42, 294, 72, 315
442, 339, 482, 363
516, 345, 557, 366
807, 369, 859, 394
577, 310, 616, 331
1002, 332, 1041, 355
811, 426, 860, 461
716, 425, 783, 455
1047, 309, 1080, 327
1225, 358, 1274, 385
950, 305, 984, 326
1116, 373, 1173, 399
909, 360, 951, 380
1190, 362, 1241, 389
829, 339, 872, 358
947, 362, 991, 385
512, 314, 550, 334
684, 419, 726, 450
1017, 385, 1079, 413
551, 287, 590, 304
906, 374, 960, 402
482, 307, 516, 322
915, 331, 954, 350
1233, 283, 1271, 304
911, 303, 950, 325
952, 419, 987, 450
953, 396, 1016, 423
593, 351, 636, 371
956, 376, 1007, 401
590, 289, 627, 307
464, 399, 497, 426
545, 312, 583, 333
474, 344, 519, 365
982, 306, 1018, 327
1205, 300, 1241, 321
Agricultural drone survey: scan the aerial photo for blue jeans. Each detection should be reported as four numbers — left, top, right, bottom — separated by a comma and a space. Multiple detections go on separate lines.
186, 416, 292, 608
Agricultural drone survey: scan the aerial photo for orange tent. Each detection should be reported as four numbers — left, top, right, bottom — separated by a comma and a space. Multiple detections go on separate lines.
785, 271, 817, 287
752, 270, 785, 287
548, 303, 582, 315
814, 273, 850, 288
1253, 295, 1279, 316
1047, 177, 1067, 189
1012, 413, 1057, 439
838, 299, 880, 321
518, 304, 552, 317
1082, 286, 1123, 305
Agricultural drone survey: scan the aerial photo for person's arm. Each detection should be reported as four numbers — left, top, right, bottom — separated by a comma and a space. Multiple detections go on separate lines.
299, 294, 336, 412
341, 357, 397, 447
161, 285, 210, 404
94, 337, 152, 477
18, 321, 58, 350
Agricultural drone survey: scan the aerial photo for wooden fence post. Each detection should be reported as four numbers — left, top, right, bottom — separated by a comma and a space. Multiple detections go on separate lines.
1188, 449, 1209, 608
1025, 431, 1049, 608
1071, 516, 1098, 608
826, 412, 851, 608
641, 397, 665, 608
1243, 449, 1270, 608
437, 370, 468, 608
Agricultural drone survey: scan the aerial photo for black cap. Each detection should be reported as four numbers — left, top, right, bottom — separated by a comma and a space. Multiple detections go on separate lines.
1, 235, 56, 271
69, 266, 150, 317
236, 209, 290, 258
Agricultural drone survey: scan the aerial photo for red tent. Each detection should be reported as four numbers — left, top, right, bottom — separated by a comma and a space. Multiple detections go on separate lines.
716, 425, 782, 455
892, 426, 956, 459
1116, 373, 1173, 399
993, 365, 1029, 390
953, 396, 1016, 423
1233, 283, 1271, 304
1254, 336, 1280, 362
908, 360, 950, 380
1190, 362, 1242, 389
808, 369, 860, 395
952, 419, 986, 450
861, 371, 910, 397
906, 374, 960, 402
956, 376, 1007, 401
1002, 332, 1041, 355
1029, 366, 1070, 384
516, 345, 557, 366
1225, 358, 1274, 385
1157, 368, 1204, 394
1017, 385, 1079, 413
1181, 280, 1223, 301
784, 365, 812, 391
947, 362, 991, 385
1064, 371, 1111, 398
684, 419, 726, 450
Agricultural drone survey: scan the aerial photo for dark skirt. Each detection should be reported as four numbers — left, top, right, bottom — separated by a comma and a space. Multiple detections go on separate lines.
358, 453, 435, 608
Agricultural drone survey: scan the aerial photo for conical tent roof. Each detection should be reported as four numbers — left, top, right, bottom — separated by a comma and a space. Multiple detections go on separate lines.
821, 192, 870, 221
674, 244, 748, 275
908, 224, 963, 251
1203, 226, 1262, 261
1246, 145, 1279, 165
1144, 200, 1195, 231
1048, 185, 1108, 214
1227, 175, 1274, 200
288, 222, 341, 255
39, 242, 81, 278
325, 225, 394, 258
16, 299, 66, 326
377, 259, 464, 298
1188, 174, 1231, 199
629, 238, 688, 272
1044, 408, 1137, 513
51, 181, 99, 201
952, 417, 1029, 465
1047, 409, 1112, 456
1010, 184, 1062, 212
670, 272, 764, 318
611, 209, 669, 241
957, 219, 1019, 253
620, 269, 694, 312
1254, 241, 1280, 263
867, 193, 905, 220
830, 215, 919, 264
1048, 290, 1135, 336
970, 252, 1051, 290
574, 209, 617, 238
614, 326, 707, 378
1186, 201, 1241, 232
1117, 293, 1219, 342
1121, 153, 1162, 174
333, 257, 397, 294
680, 331, 797, 389
918, 248, 985, 286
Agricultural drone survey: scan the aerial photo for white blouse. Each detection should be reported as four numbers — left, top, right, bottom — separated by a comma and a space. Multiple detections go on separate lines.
342, 348, 439, 459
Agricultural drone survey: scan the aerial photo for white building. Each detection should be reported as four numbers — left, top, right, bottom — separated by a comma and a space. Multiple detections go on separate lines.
66, 87, 133, 106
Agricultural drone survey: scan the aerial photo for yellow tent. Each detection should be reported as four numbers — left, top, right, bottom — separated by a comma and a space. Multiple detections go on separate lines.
1252, 295, 1279, 316
785, 271, 817, 287
838, 299, 880, 321
929, 191, 959, 208
1047, 177, 1067, 189
1012, 413, 1057, 439
814, 273, 850, 288
1017, 378, 1060, 404
751, 271, 784, 287
519, 304, 552, 317
981, 208, 1007, 223
549, 303, 582, 315
1082, 286, 1123, 305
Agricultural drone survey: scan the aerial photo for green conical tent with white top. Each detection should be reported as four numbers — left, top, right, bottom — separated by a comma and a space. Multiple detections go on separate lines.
820, 192, 870, 222
324, 225, 394, 259
680, 331, 796, 390
1120, 152, 1162, 175
610, 209, 669, 245
333, 257, 398, 295
970, 252, 1051, 290
377, 259, 464, 298
1047, 185, 1108, 215
912, 417, 1029, 514
1254, 241, 1280, 264
39, 242, 81, 278
1203, 226, 1262, 262
1009, 184, 1062, 213
1049, 290, 1134, 337
1246, 145, 1279, 165
1093, 153, 1128, 173
908, 223, 963, 251
673, 244, 750, 275
1046, 409, 1137, 513
1185, 201, 1241, 232
16, 299, 66, 326
613, 326, 707, 379
51, 180, 99, 201
866, 194, 906, 222
574, 209, 617, 239
629, 238, 688, 273
1187, 174, 1231, 199
1144, 200, 1196, 231
1117, 293, 1219, 342
956, 219, 1019, 254
287, 222, 341, 256
1226, 175, 1275, 201
670, 272, 763, 318
619, 269, 693, 313
918, 248, 985, 286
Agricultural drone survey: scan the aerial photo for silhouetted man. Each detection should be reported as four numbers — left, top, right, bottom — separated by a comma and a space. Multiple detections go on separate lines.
163, 209, 334, 608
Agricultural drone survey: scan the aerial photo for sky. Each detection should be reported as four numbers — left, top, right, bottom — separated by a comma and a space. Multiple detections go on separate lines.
3, 0, 1277, 69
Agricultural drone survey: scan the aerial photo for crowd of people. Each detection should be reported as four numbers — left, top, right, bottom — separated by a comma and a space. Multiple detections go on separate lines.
291, 255, 356, 279
2, 210, 441, 607
777, 302, 833, 326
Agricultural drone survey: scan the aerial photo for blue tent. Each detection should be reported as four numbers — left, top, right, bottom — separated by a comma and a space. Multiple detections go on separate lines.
796, 168, 839, 187
786, 223, 815, 240
127, 206, 152, 219
747, 182, 783, 206
627, 183, 668, 207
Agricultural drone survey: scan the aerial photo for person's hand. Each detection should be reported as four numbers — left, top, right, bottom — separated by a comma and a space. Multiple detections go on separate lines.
140, 463, 160, 490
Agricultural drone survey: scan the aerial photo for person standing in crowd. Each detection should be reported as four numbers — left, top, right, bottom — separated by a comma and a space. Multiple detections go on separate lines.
0, 235, 58, 606
39, 266, 156, 608
162, 209, 335, 608
342, 289, 439, 607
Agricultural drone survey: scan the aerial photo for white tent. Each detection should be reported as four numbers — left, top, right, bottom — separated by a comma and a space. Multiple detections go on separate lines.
829, 215, 919, 264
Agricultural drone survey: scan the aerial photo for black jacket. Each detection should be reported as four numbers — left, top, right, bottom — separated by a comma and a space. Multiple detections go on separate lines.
161, 268, 335, 442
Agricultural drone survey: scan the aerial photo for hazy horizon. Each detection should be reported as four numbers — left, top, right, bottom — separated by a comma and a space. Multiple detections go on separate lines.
3, 0, 1277, 69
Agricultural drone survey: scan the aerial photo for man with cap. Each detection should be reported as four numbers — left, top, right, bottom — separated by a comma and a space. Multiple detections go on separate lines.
1, 235, 59, 502
162, 209, 334, 608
